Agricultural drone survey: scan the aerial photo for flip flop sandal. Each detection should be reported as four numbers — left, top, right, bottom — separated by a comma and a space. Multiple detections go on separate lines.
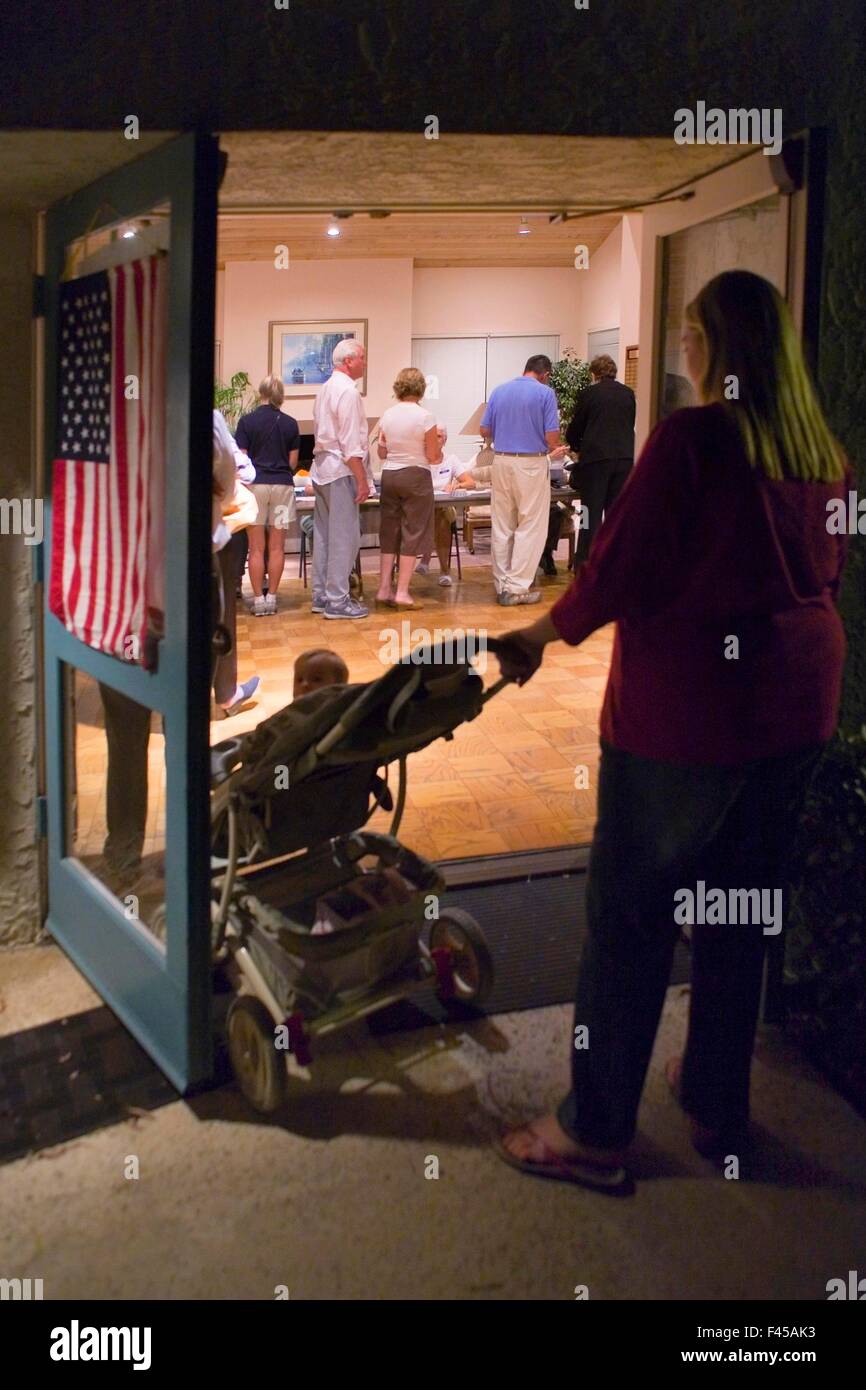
493, 1125, 633, 1195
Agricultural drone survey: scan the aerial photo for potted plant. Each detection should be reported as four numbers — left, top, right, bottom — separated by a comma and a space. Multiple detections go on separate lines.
548, 350, 592, 433
214, 371, 259, 432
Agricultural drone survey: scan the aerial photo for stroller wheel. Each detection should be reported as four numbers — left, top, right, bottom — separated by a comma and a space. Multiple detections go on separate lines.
227, 995, 285, 1114
430, 909, 494, 1008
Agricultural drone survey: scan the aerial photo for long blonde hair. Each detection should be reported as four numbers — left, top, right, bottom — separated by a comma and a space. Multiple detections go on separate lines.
685, 270, 845, 483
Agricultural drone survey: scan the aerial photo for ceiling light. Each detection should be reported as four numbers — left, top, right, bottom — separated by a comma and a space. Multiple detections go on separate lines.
518, 218, 531, 235
122, 227, 136, 239
326, 223, 341, 237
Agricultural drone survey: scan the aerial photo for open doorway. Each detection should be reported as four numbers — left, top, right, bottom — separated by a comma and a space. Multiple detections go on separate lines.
53, 131, 815, 893
204, 131, 810, 868
24, 128, 822, 1086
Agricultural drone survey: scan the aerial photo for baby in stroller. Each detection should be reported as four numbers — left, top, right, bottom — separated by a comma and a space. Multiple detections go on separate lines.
209, 635, 510, 1111
293, 648, 349, 699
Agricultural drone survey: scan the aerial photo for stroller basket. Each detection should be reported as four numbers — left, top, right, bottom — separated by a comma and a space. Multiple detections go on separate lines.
229, 831, 445, 1012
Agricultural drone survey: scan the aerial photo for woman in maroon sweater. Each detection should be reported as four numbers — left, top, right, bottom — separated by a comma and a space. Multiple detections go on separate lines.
494, 271, 851, 1192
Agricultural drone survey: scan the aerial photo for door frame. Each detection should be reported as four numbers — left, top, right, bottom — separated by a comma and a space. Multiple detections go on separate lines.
635, 134, 822, 451
41, 131, 219, 1091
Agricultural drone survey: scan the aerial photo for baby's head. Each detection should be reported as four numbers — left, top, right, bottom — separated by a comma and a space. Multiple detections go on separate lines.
293, 648, 349, 700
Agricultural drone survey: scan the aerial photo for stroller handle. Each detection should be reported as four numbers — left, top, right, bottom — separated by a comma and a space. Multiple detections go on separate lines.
474, 635, 513, 702
400, 634, 514, 703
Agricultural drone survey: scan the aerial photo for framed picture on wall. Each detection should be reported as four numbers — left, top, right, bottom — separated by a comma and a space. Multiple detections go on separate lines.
268, 319, 368, 398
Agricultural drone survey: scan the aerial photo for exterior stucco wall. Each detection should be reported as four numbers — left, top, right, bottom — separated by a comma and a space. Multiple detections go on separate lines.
0, 211, 41, 946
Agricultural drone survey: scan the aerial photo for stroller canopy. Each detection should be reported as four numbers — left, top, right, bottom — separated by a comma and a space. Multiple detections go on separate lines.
211, 643, 498, 860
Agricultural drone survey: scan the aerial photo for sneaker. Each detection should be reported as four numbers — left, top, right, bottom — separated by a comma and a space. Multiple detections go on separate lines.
323, 598, 369, 620
311, 598, 325, 613
251, 595, 267, 617
439, 574, 453, 587
264, 593, 277, 615
498, 589, 542, 606
415, 562, 430, 575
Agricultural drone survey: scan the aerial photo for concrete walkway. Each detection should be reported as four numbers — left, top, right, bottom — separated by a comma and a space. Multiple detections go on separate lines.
1, 944, 864, 1301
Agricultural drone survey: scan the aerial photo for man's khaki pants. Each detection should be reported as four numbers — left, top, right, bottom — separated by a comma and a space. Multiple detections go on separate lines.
490, 453, 550, 594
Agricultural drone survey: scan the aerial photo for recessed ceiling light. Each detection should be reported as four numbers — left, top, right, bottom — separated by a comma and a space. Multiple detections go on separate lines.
326, 224, 341, 237
518, 218, 530, 235
122, 227, 136, 239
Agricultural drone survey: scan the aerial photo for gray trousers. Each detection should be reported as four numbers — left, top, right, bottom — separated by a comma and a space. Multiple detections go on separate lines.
312, 474, 360, 607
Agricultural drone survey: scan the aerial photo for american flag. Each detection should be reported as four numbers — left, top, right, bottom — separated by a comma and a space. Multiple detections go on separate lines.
49, 254, 167, 666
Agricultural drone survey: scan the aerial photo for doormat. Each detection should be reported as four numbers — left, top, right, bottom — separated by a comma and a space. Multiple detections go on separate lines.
368, 874, 692, 1034
0, 1006, 182, 1168
0, 876, 690, 1163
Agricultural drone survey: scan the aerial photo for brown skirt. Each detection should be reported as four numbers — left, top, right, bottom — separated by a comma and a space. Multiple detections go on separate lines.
379, 466, 435, 556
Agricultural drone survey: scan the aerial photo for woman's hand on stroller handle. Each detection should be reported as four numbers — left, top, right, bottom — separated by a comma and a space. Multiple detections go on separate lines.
489, 631, 546, 686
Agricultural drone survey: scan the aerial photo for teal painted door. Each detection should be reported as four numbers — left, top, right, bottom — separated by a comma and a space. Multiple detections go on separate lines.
41, 133, 219, 1091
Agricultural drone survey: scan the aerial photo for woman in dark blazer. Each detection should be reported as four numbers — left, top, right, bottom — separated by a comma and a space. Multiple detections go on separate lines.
493, 271, 852, 1192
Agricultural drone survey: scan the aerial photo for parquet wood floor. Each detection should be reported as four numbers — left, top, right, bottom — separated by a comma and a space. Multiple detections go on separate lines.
71, 538, 612, 870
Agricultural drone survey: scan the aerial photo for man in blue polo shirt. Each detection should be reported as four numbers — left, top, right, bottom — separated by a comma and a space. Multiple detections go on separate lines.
480, 354, 564, 605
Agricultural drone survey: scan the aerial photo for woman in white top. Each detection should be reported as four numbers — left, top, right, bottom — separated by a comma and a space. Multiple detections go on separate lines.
375, 367, 442, 608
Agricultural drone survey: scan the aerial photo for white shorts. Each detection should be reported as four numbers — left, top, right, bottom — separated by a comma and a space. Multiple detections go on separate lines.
251, 482, 296, 529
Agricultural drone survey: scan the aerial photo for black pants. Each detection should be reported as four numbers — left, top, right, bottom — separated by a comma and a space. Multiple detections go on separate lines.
572, 457, 632, 565
557, 739, 823, 1149
543, 501, 569, 556
99, 683, 153, 873
213, 531, 247, 705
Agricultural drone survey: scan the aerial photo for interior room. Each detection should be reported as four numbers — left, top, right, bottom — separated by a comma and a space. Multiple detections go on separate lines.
67, 131, 788, 898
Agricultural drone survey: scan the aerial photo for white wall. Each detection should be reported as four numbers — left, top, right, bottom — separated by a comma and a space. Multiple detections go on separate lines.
220, 243, 645, 428
572, 222, 623, 364
619, 213, 643, 370
221, 258, 414, 426
215, 269, 225, 376
412, 267, 581, 347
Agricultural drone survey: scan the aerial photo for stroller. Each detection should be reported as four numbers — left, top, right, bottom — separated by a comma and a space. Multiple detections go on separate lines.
209, 636, 510, 1112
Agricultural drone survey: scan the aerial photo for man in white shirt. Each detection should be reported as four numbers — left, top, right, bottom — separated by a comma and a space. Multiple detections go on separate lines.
311, 339, 370, 619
